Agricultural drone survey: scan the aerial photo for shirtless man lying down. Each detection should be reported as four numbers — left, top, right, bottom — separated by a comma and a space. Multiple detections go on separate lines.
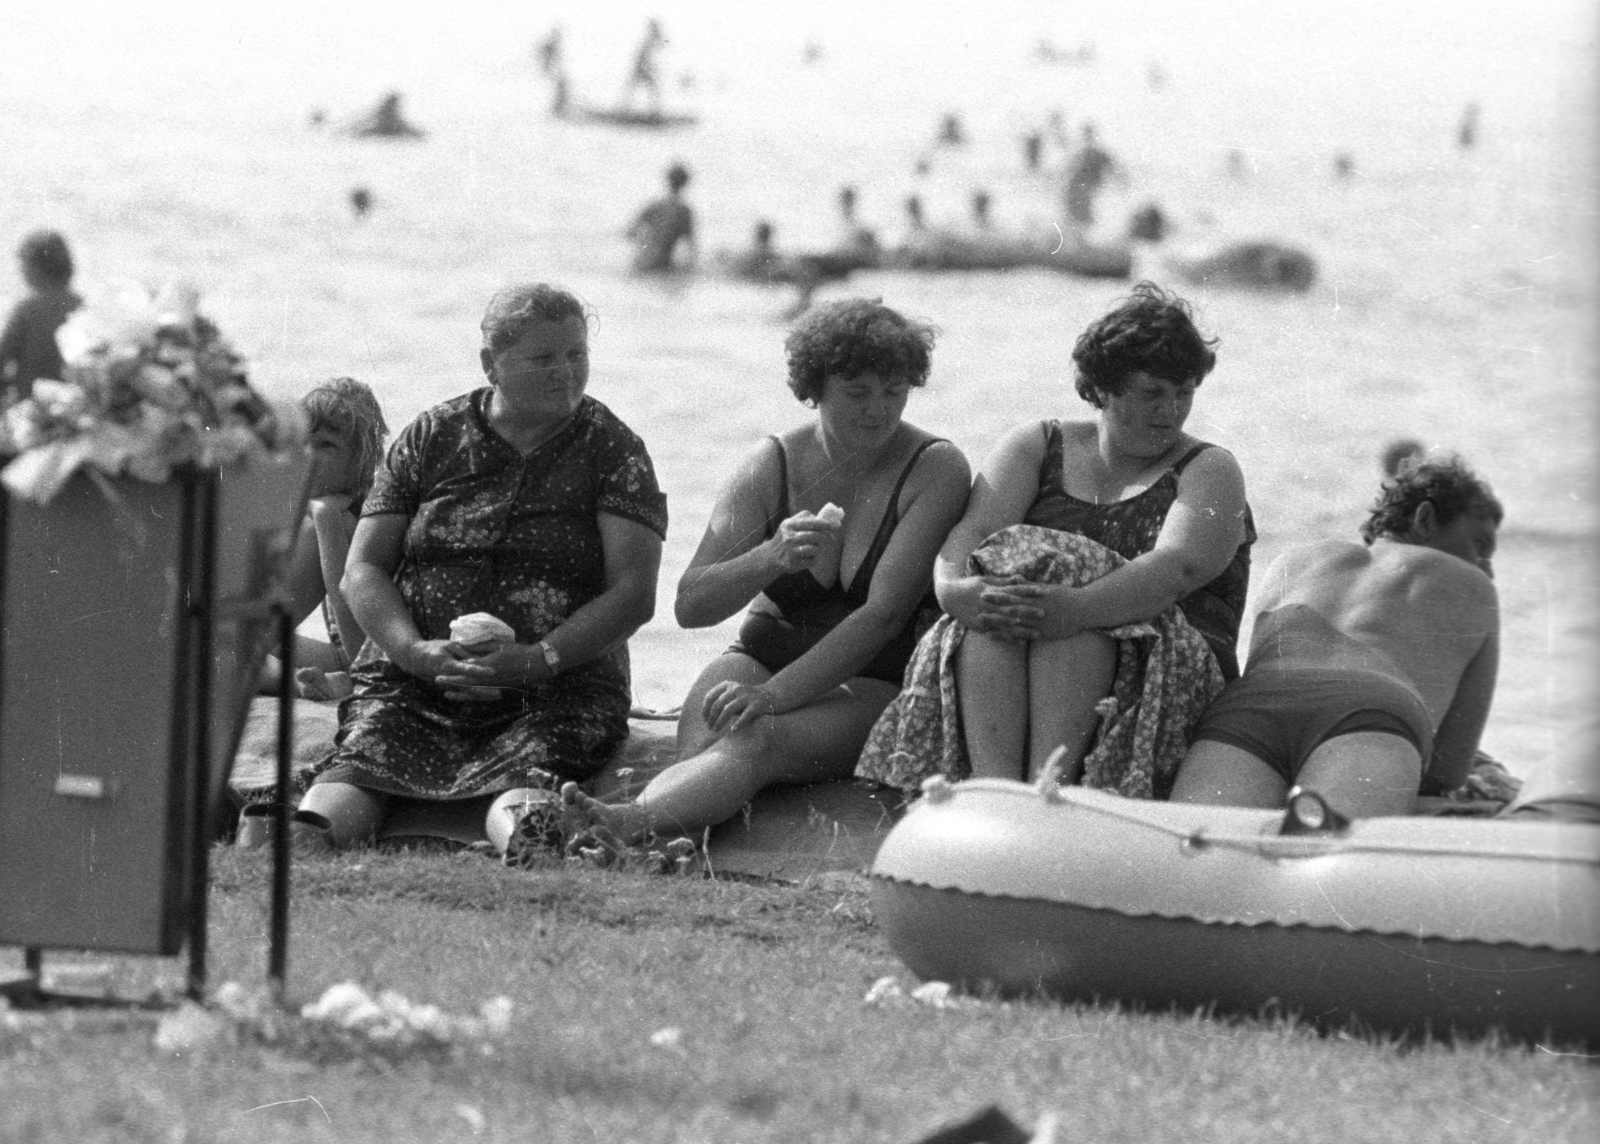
1169, 454, 1501, 819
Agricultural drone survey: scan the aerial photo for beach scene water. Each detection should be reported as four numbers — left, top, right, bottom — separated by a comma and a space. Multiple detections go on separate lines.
4, 0, 1594, 783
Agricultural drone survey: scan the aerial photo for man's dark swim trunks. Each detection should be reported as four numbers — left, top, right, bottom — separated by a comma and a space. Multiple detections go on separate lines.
1190, 665, 1434, 784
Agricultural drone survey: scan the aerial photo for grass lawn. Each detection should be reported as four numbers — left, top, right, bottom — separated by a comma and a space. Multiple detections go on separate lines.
3, 843, 1595, 1144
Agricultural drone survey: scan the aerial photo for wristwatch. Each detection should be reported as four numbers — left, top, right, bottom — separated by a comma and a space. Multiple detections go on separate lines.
534, 639, 561, 677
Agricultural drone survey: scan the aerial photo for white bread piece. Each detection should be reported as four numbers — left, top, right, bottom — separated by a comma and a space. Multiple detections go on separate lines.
816, 502, 845, 527
449, 611, 516, 651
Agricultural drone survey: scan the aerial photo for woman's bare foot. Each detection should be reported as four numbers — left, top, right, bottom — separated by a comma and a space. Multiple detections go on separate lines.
296, 666, 354, 701
559, 781, 651, 848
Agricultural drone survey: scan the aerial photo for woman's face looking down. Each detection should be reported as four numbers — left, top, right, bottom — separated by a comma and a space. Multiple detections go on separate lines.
815, 370, 910, 450
307, 425, 366, 500
1099, 370, 1196, 458
485, 317, 590, 423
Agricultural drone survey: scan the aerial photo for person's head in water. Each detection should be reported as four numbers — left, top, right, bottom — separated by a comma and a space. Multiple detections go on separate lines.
1380, 437, 1426, 479
753, 220, 774, 250
666, 163, 690, 194
971, 190, 992, 228
1361, 454, 1502, 575
18, 230, 74, 290
1071, 281, 1217, 408
783, 298, 937, 406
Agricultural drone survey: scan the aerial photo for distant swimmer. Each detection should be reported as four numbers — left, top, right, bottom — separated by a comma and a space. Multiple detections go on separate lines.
535, 24, 563, 77
1061, 123, 1120, 228
349, 186, 373, 218
1332, 151, 1355, 179
1165, 240, 1317, 293
833, 186, 882, 270
1022, 130, 1043, 172
1381, 438, 1426, 478
346, 91, 425, 139
1457, 101, 1480, 150
970, 190, 992, 229
720, 221, 853, 319
1, 229, 82, 404
621, 18, 666, 111
937, 112, 965, 147
721, 220, 782, 282
626, 162, 697, 273
1126, 201, 1166, 244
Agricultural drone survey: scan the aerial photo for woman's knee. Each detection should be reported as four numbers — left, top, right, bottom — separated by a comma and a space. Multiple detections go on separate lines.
297, 781, 388, 847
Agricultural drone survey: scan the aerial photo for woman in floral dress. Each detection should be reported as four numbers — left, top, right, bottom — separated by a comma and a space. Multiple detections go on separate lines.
858, 282, 1253, 800
296, 283, 667, 849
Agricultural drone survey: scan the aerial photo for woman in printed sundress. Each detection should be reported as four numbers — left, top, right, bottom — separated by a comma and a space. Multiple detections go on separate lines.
857, 281, 1254, 799
296, 283, 667, 850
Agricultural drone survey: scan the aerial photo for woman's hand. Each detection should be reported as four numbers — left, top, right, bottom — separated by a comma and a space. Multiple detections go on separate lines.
701, 679, 780, 734
397, 639, 503, 701
765, 511, 841, 576
957, 577, 1087, 642
433, 643, 550, 701
308, 492, 356, 520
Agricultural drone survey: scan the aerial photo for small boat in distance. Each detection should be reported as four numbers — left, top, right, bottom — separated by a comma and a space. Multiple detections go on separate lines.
560, 103, 698, 130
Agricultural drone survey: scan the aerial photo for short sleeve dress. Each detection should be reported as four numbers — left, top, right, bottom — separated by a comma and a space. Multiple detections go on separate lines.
311, 390, 668, 800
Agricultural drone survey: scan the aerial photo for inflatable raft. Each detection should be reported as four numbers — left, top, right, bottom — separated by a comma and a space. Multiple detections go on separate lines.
870, 778, 1600, 1047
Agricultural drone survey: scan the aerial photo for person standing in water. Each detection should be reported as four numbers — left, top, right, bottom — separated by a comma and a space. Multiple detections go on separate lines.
1, 230, 81, 404
626, 163, 698, 273
1061, 123, 1120, 230
621, 18, 667, 111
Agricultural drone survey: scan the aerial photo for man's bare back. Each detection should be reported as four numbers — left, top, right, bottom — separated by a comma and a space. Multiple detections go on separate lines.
1250, 537, 1497, 752
1171, 454, 1502, 815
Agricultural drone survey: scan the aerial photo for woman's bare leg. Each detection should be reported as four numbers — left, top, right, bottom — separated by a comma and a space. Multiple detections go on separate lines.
955, 630, 1029, 779
1025, 630, 1116, 782
674, 652, 772, 760
569, 678, 898, 845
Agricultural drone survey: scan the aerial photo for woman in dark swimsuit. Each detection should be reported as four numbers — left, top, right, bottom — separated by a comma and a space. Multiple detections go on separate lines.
565, 299, 970, 846
858, 282, 1253, 798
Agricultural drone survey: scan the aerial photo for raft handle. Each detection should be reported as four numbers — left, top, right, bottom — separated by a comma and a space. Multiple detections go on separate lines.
1281, 787, 1352, 835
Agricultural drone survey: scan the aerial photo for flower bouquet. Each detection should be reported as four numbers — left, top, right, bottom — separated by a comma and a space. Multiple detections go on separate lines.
0, 281, 303, 504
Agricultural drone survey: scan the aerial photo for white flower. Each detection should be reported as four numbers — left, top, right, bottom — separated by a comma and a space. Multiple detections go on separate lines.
300, 980, 373, 1023
863, 975, 905, 1005
910, 981, 961, 1008
477, 996, 514, 1035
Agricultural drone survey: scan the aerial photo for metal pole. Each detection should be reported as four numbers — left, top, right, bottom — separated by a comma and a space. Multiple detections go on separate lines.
268, 603, 294, 998
185, 472, 219, 1003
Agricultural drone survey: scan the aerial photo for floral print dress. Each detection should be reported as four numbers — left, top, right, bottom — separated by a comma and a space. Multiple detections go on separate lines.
311, 390, 668, 800
856, 421, 1252, 800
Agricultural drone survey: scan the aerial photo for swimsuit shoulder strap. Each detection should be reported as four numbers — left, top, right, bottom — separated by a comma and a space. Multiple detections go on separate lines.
1038, 420, 1065, 495
849, 438, 946, 597
764, 435, 790, 538
1169, 442, 1213, 476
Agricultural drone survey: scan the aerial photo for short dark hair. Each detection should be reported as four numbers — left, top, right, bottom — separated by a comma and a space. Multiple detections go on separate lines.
301, 377, 389, 490
18, 230, 73, 285
480, 283, 591, 354
1071, 280, 1217, 407
783, 298, 937, 405
666, 163, 690, 191
1361, 453, 1503, 543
